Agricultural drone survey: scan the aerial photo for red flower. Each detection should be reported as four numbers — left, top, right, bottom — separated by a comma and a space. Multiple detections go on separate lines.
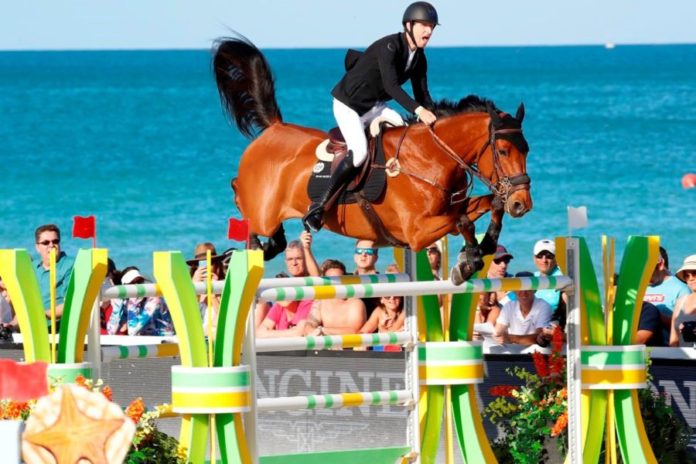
126, 397, 146, 423
551, 411, 568, 437
74, 375, 88, 389
532, 351, 550, 377
490, 385, 517, 397
550, 355, 565, 376
551, 325, 564, 353
102, 385, 113, 402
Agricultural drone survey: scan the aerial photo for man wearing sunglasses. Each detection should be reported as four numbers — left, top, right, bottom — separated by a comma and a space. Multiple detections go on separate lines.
532, 239, 565, 314
33, 224, 75, 325
353, 239, 381, 318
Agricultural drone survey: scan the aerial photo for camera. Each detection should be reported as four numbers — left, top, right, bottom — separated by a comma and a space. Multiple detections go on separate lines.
681, 321, 696, 343
0, 324, 15, 342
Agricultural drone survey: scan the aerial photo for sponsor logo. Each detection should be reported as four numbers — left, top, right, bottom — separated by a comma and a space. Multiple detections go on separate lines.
313, 162, 325, 174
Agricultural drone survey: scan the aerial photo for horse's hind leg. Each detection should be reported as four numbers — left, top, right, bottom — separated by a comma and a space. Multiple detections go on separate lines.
250, 224, 287, 261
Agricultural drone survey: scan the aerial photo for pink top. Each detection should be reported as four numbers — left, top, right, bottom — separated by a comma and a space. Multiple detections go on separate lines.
266, 300, 313, 330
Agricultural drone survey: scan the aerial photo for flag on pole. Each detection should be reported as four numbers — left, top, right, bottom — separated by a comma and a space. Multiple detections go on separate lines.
567, 206, 588, 230
72, 215, 97, 247
227, 217, 250, 246
0, 359, 48, 401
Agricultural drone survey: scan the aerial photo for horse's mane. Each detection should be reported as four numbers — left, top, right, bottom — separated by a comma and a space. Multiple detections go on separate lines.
406, 95, 500, 122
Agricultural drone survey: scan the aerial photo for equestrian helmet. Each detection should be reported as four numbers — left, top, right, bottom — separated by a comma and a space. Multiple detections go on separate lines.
402, 2, 439, 26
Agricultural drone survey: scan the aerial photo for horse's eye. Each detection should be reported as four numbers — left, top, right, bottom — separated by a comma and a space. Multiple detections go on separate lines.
499, 148, 508, 156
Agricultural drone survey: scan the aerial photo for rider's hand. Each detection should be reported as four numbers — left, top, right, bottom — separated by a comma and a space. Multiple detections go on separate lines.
415, 107, 437, 125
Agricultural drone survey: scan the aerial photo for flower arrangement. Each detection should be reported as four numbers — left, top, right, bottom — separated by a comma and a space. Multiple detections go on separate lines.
2, 374, 186, 464
484, 328, 696, 464
485, 326, 567, 464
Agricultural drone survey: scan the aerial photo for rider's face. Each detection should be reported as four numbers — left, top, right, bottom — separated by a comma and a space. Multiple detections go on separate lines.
408, 21, 435, 48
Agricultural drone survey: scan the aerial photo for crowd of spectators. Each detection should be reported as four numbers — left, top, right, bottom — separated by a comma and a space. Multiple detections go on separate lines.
1, 224, 694, 351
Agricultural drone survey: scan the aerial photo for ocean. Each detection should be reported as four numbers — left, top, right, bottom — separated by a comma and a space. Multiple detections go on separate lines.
0, 45, 694, 280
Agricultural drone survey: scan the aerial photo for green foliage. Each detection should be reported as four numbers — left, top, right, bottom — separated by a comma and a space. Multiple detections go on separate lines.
125, 429, 186, 464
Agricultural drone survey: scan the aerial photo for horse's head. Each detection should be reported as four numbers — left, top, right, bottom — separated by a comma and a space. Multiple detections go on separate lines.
478, 102, 532, 218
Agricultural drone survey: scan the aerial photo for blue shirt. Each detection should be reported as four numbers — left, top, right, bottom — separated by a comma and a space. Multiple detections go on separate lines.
534, 266, 563, 313
34, 252, 75, 310
644, 275, 691, 318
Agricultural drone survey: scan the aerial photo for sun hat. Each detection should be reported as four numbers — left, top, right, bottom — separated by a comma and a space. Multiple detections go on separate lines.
121, 269, 145, 285
533, 239, 556, 256
675, 254, 696, 282
494, 244, 513, 261
186, 242, 224, 266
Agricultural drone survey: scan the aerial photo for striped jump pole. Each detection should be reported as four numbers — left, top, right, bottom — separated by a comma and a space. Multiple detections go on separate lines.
257, 389, 413, 412
257, 275, 574, 302
102, 343, 180, 363
100, 273, 411, 301
255, 331, 412, 352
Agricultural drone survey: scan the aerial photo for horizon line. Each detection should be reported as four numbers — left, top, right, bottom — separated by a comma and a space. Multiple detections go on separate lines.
1, 41, 695, 53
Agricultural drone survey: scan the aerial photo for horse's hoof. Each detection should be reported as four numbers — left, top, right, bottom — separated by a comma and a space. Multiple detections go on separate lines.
450, 263, 473, 286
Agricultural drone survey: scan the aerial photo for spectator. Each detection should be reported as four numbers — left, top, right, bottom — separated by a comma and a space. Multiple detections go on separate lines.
493, 271, 552, 346
360, 295, 405, 351
0, 278, 14, 326
33, 224, 75, 325
255, 236, 318, 328
354, 239, 381, 318
187, 243, 226, 337
256, 299, 313, 338
107, 267, 174, 336
644, 246, 690, 331
669, 254, 696, 347
426, 243, 441, 279
488, 244, 516, 306
99, 258, 118, 335
475, 292, 501, 328
636, 301, 665, 347
532, 239, 566, 314
304, 259, 366, 336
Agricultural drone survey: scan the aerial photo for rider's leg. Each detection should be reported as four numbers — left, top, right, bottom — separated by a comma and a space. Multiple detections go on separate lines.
303, 99, 367, 231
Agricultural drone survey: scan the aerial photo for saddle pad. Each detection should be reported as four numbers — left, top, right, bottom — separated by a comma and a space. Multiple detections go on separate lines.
307, 140, 387, 205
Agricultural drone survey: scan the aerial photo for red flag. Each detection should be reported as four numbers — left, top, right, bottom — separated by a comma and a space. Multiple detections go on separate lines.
0, 359, 49, 401
227, 217, 249, 242
72, 215, 96, 239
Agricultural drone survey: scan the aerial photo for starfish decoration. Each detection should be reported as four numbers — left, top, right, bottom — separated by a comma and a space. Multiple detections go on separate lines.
23, 385, 125, 464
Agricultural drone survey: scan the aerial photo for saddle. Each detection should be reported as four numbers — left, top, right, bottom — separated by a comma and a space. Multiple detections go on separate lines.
308, 116, 402, 205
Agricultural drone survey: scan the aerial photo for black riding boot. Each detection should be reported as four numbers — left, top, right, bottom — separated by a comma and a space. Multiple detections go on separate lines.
303, 152, 360, 232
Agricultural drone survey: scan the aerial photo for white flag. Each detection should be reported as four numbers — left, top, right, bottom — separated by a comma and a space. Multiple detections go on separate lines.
567, 206, 588, 229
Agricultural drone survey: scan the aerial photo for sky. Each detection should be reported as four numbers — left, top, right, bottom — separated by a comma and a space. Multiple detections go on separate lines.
2, 0, 696, 51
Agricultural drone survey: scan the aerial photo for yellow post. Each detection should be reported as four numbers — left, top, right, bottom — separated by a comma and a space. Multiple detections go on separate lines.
603, 236, 617, 464
205, 249, 216, 464
49, 248, 57, 364
441, 237, 454, 464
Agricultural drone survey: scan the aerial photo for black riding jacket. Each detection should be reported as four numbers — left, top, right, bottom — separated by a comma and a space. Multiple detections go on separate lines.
331, 32, 433, 116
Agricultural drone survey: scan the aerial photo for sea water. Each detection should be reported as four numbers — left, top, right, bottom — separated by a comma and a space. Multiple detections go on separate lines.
0, 45, 694, 279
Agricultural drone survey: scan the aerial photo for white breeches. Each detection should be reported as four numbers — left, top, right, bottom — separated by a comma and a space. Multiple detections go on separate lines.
333, 98, 404, 167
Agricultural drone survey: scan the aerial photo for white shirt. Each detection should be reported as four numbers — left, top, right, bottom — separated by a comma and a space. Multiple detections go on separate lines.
497, 297, 552, 336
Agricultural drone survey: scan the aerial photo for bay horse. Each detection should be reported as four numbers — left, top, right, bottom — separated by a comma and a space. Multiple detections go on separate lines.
213, 36, 532, 284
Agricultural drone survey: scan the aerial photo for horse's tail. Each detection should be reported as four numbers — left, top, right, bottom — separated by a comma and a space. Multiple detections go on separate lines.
213, 34, 282, 138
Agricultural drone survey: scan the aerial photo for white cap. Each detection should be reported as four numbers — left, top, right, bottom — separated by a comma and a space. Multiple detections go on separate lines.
533, 239, 556, 256
121, 269, 144, 285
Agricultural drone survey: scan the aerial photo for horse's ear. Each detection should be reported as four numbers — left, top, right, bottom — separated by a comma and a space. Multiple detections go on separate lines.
486, 102, 502, 126
516, 103, 525, 123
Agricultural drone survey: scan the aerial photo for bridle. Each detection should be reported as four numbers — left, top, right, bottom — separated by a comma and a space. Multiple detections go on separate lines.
388, 117, 530, 208
384, 113, 530, 210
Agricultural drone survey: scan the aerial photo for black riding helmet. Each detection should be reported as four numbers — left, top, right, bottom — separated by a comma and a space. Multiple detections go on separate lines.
402, 2, 439, 50
402, 2, 439, 26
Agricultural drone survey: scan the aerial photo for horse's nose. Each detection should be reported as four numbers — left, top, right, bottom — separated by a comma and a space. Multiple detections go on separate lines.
509, 200, 527, 217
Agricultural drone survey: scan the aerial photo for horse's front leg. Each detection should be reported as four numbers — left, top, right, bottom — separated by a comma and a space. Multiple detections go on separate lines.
451, 213, 485, 285
477, 196, 505, 257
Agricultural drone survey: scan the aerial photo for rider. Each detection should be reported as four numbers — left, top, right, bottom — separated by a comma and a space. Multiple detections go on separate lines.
303, 1, 439, 232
